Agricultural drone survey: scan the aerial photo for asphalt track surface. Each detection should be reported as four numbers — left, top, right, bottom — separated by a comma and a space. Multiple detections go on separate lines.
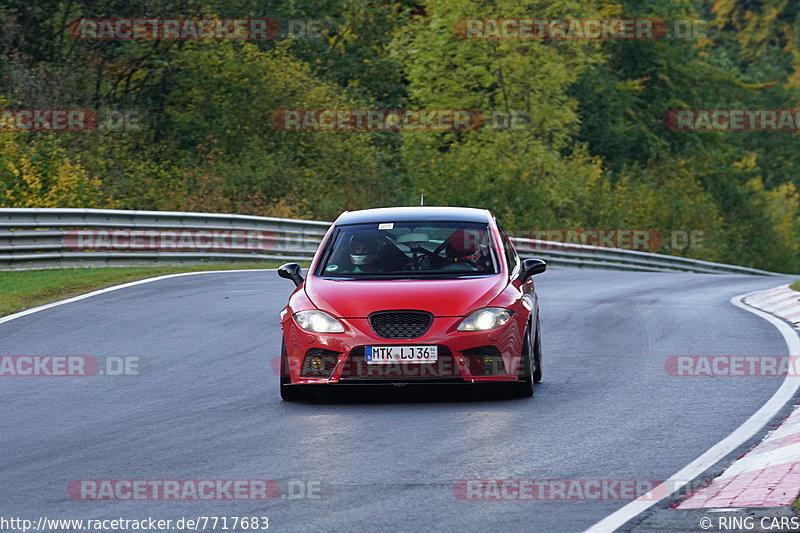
0, 269, 795, 533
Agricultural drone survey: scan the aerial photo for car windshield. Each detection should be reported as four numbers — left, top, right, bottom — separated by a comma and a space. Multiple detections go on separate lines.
316, 221, 499, 278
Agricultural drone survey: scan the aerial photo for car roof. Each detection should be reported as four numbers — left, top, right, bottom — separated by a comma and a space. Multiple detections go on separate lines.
334, 206, 492, 225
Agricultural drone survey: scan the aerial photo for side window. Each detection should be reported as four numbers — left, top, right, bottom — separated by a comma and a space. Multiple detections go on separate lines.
496, 221, 519, 274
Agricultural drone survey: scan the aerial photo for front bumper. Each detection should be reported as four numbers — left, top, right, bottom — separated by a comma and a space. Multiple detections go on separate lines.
281, 314, 526, 385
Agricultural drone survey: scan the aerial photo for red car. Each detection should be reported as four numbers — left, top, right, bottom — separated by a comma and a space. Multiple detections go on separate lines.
276, 206, 546, 401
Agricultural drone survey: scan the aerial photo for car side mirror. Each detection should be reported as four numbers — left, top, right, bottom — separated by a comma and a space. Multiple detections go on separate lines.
520, 258, 546, 281
277, 263, 304, 287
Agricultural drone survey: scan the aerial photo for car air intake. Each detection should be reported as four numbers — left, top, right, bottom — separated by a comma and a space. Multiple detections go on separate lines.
301, 348, 339, 378
462, 346, 506, 375
369, 310, 433, 339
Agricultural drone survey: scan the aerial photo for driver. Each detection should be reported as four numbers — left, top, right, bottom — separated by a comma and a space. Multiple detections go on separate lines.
347, 232, 384, 272
443, 229, 491, 271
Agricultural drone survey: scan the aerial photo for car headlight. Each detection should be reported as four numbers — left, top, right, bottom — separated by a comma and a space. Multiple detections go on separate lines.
293, 310, 345, 333
457, 307, 513, 331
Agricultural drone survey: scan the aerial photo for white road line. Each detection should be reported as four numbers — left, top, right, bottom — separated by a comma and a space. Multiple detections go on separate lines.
583, 288, 800, 533
0, 269, 271, 326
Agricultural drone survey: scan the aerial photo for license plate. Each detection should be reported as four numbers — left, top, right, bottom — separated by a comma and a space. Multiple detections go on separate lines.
365, 346, 438, 364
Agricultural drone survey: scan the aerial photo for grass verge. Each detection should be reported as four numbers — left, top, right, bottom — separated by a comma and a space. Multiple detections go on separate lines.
790, 280, 800, 292
0, 263, 286, 318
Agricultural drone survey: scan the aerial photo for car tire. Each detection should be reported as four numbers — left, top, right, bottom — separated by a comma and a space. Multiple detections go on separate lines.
511, 325, 534, 398
279, 340, 305, 401
533, 315, 542, 384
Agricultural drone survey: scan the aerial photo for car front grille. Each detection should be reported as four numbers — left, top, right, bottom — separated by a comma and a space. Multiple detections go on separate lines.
369, 310, 433, 339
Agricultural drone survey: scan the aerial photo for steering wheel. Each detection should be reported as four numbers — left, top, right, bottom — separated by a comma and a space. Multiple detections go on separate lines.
404, 243, 441, 270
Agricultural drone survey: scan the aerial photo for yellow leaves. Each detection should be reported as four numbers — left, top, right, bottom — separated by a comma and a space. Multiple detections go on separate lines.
786, 49, 800, 89
259, 197, 305, 220
335, 25, 358, 46
18, 155, 45, 207
616, 77, 649, 93
744, 176, 764, 193
763, 182, 800, 254
734, 152, 758, 171
712, 0, 795, 64
0, 134, 109, 208
712, 0, 735, 19
7, 160, 19, 177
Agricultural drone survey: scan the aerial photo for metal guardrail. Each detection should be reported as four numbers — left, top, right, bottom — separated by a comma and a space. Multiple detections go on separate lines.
510, 238, 780, 276
0, 208, 782, 275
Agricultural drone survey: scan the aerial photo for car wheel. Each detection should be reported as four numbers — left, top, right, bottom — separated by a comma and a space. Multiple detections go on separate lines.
511, 325, 534, 398
533, 315, 542, 384
279, 340, 305, 401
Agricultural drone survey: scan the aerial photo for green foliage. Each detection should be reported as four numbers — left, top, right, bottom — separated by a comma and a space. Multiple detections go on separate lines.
393, 0, 608, 228
0, 132, 111, 208
0, 0, 797, 271
163, 41, 391, 218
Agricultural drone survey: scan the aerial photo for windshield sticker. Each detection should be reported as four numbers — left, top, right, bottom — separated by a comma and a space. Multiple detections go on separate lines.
378, 223, 394, 230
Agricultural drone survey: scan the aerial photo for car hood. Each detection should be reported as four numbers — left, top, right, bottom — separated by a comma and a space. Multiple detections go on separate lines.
304, 275, 507, 317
